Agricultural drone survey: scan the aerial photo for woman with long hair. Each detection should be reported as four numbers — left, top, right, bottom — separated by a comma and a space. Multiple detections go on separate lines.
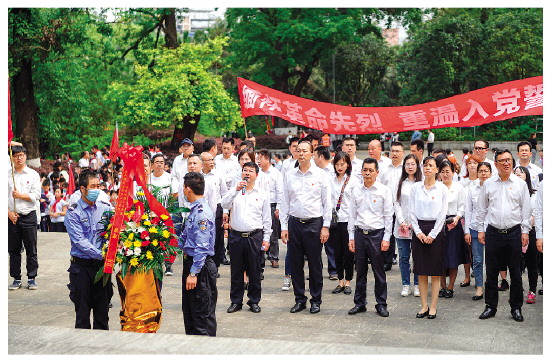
409, 156, 448, 319
328, 151, 359, 295
394, 154, 423, 297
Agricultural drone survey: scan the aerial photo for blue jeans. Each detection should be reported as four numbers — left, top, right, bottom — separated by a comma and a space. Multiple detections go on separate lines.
470, 229, 484, 287
396, 238, 418, 286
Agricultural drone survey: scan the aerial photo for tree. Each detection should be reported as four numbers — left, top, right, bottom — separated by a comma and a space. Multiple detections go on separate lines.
107, 37, 242, 147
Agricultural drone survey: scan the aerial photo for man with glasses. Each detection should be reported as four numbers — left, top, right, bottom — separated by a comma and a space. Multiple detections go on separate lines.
460, 140, 496, 177
476, 149, 532, 322
8, 145, 42, 291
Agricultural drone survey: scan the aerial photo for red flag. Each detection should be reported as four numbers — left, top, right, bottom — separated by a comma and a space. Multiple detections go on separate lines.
67, 162, 76, 196
110, 122, 119, 157
8, 80, 14, 145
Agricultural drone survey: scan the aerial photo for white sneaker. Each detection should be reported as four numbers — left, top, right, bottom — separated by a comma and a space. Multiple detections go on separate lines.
401, 285, 411, 297
281, 276, 291, 291
414, 285, 420, 297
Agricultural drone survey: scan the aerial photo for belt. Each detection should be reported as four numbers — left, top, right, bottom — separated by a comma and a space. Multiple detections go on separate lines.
231, 229, 262, 238
487, 224, 521, 234
290, 215, 321, 224
70, 256, 104, 267
355, 226, 381, 235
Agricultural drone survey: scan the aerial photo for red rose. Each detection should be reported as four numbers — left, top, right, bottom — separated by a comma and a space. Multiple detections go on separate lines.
160, 241, 166, 250
140, 230, 150, 239
141, 239, 150, 247
152, 217, 161, 224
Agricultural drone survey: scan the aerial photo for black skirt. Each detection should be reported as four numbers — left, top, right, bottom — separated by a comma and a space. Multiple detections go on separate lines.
444, 217, 471, 268
412, 219, 446, 276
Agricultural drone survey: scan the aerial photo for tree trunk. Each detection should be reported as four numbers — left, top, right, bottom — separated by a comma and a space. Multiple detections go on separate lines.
163, 9, 179, 49
170, 115, 199, 149
13, 58, 40, 161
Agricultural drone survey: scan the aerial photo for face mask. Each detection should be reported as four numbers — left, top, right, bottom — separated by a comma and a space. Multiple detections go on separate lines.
86, 189, 101, 202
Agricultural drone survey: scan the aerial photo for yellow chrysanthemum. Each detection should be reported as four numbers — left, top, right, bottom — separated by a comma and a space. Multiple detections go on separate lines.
160, 214, 169, 221
137, 191, 145, 196
129, 258, 139, 266
162, 230, 171, 238
152, 239, 158, 247
127, 233, 134, 240
146, 251, 154, 260
149, 226, 158, 234
133, 240, 141, 248
143, 220, 151, 226
141, 213, 149, 220
124, 240, 133, 248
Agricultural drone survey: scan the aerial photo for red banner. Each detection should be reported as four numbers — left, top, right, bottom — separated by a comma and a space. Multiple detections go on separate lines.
103, 144, 176, 274
238, 76, 543, 134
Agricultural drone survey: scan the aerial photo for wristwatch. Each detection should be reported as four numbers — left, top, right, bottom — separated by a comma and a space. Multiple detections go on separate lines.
189, 272, 196, 277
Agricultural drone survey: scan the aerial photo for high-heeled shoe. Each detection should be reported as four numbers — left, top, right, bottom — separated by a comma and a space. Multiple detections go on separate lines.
427, 311, 437, 319
416, 308, 429, 318
472, 294, 484, 301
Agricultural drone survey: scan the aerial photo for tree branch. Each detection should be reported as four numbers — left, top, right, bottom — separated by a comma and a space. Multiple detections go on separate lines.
110, 22, 162, 65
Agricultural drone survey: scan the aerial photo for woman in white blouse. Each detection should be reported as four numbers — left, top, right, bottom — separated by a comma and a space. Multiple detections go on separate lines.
328, 151, 359, 294
394, 154, 423, 297
438, 159, 468, 299
409, 156, 448, 319
464, 161, 492, 300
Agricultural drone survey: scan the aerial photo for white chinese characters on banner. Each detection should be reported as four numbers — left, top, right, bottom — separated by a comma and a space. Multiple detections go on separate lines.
330, 111, 356, 132
304, 107, 328, 129
399, 110, 430, 131
282, 101, 304, 124
492, 88, 521, 116
523, 84, 543, 110
431, 104, 460, 127
242, 85, 262, 109
462, 99, 490, 122
259, 95, 282, 112
356, 113, 383, 133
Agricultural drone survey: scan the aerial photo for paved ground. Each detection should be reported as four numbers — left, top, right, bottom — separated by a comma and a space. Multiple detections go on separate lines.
8, 232, 543, 355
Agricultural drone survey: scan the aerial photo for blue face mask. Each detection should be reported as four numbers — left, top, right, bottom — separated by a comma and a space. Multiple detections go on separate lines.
86, 189, 101, 202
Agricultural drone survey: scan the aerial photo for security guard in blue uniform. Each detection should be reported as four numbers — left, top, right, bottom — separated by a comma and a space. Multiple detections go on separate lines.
179, 172, 217, 336
64, 169, 113, 330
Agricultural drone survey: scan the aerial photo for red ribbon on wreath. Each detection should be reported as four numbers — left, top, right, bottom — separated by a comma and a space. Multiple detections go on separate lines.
103, 144, 177, 274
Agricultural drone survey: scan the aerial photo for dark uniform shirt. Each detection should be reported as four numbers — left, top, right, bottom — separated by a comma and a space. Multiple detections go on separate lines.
64, 198, 112, 260
179, 197, 215, 274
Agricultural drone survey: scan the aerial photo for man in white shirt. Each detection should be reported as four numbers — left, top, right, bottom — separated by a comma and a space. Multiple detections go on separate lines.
78, 151, 90, 168
367, 139, 392, 172
258, 149, 283, 268
516, 141, 542, 191
477, 149, 532, 322
172, 138, 194, 185
201, 152, 229, 269
409, 139, 425, 166
8, 145, 42, 290
460, 140, 496, 177
426, 130, 435, 155
281, 137, 300, 174
379, 141, 405, 271
91, 145, 103, 169
221, 162, 272, 313
280, 140, 332, 314
214, 137, 239, 188
347, 158, 393, 317
341, 137, 363, 181
202, 138, 218, 159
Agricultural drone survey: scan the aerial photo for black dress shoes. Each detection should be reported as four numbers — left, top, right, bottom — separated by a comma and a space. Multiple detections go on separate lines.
332, 285, 344, 294
290, 302, 306, 313
498, 279, 509, 291
479, 306, 497, 319
511, 308, 524, 322
227, 303, 243, 313
472, 294, 484, 301
416, 308, 429, 318
444, 289, 454, 298
310, 303, 321, 314
348, 305, 366, 315
384, 263, 392, 271
376, 305, 389, 317
222, 257, 230, 266
460, 280, 471, 287
249, 303, 261, 313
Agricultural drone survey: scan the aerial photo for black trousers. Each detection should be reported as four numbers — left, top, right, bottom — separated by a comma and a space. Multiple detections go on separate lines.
39, 214, 50, 232
8, 211, 38, 280
485, 225, 523, 309
353, 228, 387, 307
383, 214, 397, 264
327, 222, 354, 281
427, 142, 434, 155
229, 230, 263, 305
524, 228, 540, 293
67, 259, 113, 330
267, 204, 280, 261
182, 256, 217, 336
213, 204, 224, 268
288, 216, 324, 305
49, 221, 66, 232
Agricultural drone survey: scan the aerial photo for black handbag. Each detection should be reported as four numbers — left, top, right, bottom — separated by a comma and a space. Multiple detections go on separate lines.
330, 175, 350, 228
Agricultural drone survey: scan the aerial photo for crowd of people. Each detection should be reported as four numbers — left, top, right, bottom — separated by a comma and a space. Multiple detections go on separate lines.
7, 131, 544, 335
